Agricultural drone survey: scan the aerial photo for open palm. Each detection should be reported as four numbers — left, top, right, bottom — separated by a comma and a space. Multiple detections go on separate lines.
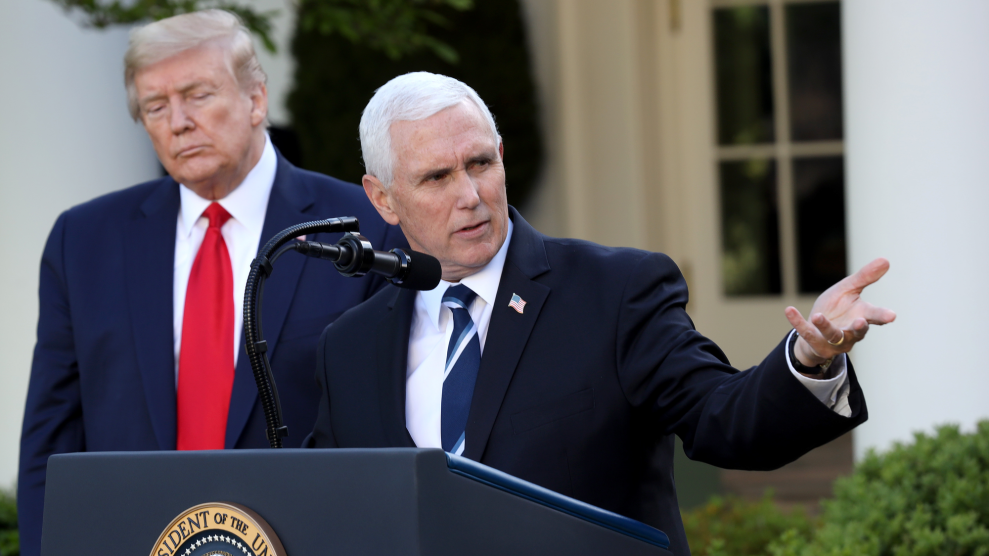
785, 258, 897, 365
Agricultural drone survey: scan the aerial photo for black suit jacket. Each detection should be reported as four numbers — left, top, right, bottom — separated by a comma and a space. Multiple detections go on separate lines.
308, 207, 866, 556
18, 151, 407, 556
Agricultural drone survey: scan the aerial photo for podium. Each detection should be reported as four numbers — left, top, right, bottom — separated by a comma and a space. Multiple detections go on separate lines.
42, 448, 671, 555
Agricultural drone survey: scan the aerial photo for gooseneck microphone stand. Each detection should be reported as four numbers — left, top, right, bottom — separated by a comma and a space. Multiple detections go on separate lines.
244, 217, 361, 448
245, 217, 442, 448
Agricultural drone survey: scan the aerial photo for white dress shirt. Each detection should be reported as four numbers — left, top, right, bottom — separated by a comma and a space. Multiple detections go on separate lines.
173, 136, 276, 383
784, 330, 852, 417
405, 218, 851, 447
406, 220, 515, 449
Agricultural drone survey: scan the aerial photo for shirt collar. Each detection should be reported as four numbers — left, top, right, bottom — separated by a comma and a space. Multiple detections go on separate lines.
177, 134, 277, 237
419, 218, 514, 330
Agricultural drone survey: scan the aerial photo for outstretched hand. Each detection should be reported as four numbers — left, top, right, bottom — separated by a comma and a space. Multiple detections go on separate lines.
785, 258, 896, 367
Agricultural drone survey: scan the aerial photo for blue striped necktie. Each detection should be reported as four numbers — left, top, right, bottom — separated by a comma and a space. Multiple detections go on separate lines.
441, 284, 481, 455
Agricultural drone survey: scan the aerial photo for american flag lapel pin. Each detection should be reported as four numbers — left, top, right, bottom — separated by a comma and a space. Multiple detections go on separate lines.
509, 293, 527, 314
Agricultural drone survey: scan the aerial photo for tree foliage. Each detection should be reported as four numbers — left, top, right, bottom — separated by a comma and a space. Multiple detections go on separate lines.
287, 0, 544, 207
47, 0, 472, 58
297, 0, 473, 64
48, 0, 280, 51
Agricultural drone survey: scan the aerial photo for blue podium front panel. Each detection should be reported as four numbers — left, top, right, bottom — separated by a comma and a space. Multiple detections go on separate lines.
445, 453, 670, 550
43, 449, 673, 556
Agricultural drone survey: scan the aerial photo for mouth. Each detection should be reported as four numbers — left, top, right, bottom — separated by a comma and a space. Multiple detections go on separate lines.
454, 220, 489, 239
176, 145, 207, 158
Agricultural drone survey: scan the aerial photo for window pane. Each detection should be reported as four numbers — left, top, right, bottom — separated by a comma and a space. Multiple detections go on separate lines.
786, 2, 843, 141
720, 159, 781, 295
714, 7, 775, 145
794, 156, 847, 293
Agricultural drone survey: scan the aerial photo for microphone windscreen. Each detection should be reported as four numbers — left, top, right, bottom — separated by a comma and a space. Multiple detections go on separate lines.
396, 250, 442, 290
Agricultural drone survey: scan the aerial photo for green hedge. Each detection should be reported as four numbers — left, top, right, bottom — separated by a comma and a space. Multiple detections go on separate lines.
770, 421, 989, 556
287, 0, 543, 208
0, 488, 17, 556
682, 493, 816, 556
683, 422, 989, 555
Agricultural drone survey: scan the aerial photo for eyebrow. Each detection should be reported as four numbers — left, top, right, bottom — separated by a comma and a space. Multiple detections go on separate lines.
139, 80, 213, 106
417, 165, 455, 183
466, 154, 493, 166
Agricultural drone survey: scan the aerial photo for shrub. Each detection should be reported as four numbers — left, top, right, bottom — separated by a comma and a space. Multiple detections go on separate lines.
770, 421, 989, 556
0, 488, 17, 556
682, 493, 816, 556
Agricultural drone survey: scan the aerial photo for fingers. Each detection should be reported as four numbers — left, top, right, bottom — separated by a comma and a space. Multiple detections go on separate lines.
786, 307, 834, 351
787, 307, 830, 364
810, 313, 845, 345
785, 306, 813, 337
787, 307, 860, 361
866, 305, 897, 325
845, 257, 890, 292
850, 301, 897, 326
848, 317, 869, 341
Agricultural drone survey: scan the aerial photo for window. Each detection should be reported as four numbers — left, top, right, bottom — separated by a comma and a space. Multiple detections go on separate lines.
713, 0, 846, 296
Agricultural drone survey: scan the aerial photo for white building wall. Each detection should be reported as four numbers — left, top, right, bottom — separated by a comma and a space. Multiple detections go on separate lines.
844, 0, 989, 459
0, 0, 158, 491
252, 0, 297, 127
0, 0, 296, 491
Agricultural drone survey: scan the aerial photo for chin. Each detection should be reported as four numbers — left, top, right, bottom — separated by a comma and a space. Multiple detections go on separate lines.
172, 164, 221, 187
462, 248, 500, 270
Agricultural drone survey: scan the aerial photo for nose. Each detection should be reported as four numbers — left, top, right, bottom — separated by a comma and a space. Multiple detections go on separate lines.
454, 170, 481, 210
169, 99, 194, 134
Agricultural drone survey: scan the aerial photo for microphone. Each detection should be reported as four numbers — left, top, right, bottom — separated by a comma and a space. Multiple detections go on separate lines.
294, 234, 442, 290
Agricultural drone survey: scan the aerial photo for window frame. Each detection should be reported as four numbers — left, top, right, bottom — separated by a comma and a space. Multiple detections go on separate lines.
711, 0, 845, 297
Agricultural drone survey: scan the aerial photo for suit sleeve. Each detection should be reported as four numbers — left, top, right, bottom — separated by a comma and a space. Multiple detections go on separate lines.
304, 325, 339, 448
18, 212, 87, 556
615, 252, 866, 471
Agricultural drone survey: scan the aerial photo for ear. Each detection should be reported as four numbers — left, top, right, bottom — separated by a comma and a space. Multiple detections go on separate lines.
249, 82, 268, 127
362, 174, 401, 226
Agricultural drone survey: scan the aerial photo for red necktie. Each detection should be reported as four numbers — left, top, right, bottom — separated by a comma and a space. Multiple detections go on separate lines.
177, 203, 234, 450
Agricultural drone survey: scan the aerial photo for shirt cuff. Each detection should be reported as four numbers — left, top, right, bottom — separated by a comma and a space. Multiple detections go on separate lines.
784, 329, 852, 417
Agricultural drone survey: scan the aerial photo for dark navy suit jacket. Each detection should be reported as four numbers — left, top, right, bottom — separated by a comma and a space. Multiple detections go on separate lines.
307, 207, 867, 556
18, 152, 407, 556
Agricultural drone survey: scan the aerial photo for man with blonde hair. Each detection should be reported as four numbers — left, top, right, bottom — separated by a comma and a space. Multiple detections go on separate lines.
17, 10, 405, 555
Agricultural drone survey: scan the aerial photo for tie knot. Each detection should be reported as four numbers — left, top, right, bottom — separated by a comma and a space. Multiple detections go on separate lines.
203, 203, 232, 230
443, 284, 477, 310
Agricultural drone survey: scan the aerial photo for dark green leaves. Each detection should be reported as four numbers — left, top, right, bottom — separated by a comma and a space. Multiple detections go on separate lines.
47, 0, 473, 59
771, 422, 989, 556
49, 0, 278, 51
297, 0, 474, 63
0, 488, 17, 556
287, 0, 544, 208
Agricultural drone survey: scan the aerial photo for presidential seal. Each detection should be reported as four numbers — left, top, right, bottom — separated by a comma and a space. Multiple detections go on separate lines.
150, 503, 285, 556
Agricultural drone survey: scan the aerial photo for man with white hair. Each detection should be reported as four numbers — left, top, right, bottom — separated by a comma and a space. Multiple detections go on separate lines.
306, 72, 896, 555
17, 10, 405, 555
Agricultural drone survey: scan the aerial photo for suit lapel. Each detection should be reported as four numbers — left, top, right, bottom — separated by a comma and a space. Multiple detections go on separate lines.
378, 288, 418, 448
225, 154, 315, 447
463, 209, 551, 461
125, 179, 180, 450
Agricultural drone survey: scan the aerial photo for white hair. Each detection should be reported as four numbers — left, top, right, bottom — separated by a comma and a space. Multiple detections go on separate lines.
359, 72, 500, 186
124, 9, 267, 121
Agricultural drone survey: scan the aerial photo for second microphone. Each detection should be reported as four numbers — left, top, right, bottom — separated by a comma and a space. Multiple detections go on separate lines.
294, 233, 442, 291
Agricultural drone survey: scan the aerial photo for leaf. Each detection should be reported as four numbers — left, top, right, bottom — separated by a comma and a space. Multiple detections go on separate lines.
771, 421, 989, 556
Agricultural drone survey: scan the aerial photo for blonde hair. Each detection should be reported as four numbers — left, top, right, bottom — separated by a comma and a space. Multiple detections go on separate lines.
123, 9, 267, 120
